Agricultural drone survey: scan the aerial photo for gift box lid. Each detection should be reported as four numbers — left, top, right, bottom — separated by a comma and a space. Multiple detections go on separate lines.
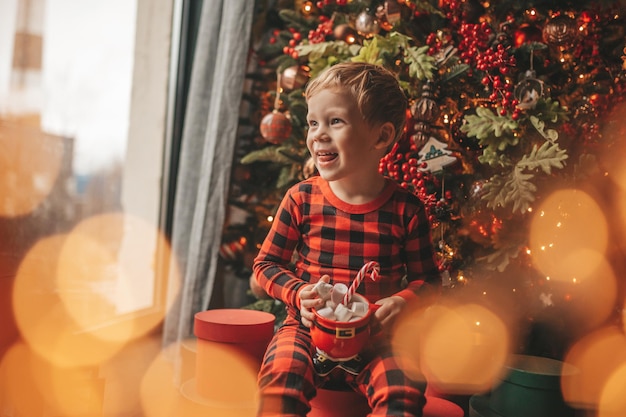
502, 354, 578, 390
194, 309, 275, 344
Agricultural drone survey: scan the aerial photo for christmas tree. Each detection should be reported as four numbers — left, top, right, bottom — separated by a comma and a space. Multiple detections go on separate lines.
224, 0, 626, 354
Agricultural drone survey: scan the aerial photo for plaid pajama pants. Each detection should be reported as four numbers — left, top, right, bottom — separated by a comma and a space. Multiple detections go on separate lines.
256, 317, 426, 417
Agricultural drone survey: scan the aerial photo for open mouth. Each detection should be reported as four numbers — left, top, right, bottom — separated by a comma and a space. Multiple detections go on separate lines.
316, 151, 338, 163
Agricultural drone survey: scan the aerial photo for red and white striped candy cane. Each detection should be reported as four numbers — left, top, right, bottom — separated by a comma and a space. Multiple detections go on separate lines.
342, 261, 380, 305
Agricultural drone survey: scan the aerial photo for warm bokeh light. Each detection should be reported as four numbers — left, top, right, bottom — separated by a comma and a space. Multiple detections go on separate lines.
0, 118, 64, 217
140, 342, 182, 417
0, 342, 49, 416
0, 341, 106, 416
141, 340, 258, 417
97, 335, 164, 416
12, 235, 127, 367
393, 303, 510, 394
617, 187, 626, 252
529, 188, 608, 281
12, 213, 180, 368
56, 212, 177, 341
598, 363, 626, 417
562, 326, 626, 410
558, 250, 618, 330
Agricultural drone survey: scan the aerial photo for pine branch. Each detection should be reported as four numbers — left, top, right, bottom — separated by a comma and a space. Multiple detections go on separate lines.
241, 146, 298, 165
440, 63, 470, 83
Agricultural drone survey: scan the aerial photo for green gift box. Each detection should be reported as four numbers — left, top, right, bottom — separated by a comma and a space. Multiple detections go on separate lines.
470, 354, 578, 417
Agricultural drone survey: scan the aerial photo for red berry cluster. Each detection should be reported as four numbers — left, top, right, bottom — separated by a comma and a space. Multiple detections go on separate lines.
458, 22, 520, 118
308, 15, 333, 44
282, 28, 303, 59
425, 31, 453, 57
379, 142, 449, 224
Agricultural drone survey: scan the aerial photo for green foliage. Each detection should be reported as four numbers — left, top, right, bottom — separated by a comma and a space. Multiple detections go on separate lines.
480, 142, 568, 213
278, 9, 317, 33
351, 36, 385, 65
240, 146, 299, 165
461, 107, 519, 141
478, 240, 522, 272
403, 44, 437, 81
530, 98, 569, 123
529, 115, 558, 141
440, 63, 471, 83
482, 168, 537, 214
518, 141, 568, 175
296, 41, 360, 77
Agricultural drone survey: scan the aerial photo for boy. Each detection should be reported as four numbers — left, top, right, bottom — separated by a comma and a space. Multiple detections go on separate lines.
253, 61, 441, 416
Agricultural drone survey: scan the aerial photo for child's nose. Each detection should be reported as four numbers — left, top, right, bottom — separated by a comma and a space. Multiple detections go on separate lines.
311, 127, 330, 141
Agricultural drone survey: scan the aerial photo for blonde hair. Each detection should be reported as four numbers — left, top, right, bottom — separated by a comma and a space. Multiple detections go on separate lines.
305, 62, 407, 142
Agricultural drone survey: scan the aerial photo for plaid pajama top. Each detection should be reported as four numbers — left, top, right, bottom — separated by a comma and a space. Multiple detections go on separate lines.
253, 175, 441, 321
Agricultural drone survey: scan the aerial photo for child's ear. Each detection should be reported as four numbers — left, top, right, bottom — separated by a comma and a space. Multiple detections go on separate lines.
375, 122, 396, 150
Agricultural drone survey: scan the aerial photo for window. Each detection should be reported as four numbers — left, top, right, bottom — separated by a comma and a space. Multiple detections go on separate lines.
0, 0, 177, 316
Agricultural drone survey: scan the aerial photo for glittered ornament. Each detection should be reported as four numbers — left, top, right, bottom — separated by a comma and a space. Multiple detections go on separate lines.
280, 65, 309, 91
514, 70, 549, 110
260, 110, 292, 144
542, 14, 577, 49
355, 11, 380, 38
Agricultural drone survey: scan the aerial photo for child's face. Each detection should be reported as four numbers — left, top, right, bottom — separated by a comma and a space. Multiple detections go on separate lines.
306, 87, 384, 184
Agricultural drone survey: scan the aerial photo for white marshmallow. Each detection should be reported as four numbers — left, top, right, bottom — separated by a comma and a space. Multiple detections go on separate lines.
350, 301, 369, 318
330, 283, 348, 305
334, 303, 353, 322
313, 281, 333, 300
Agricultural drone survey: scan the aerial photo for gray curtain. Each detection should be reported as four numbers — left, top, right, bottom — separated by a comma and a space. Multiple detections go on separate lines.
162, 0, 254, 348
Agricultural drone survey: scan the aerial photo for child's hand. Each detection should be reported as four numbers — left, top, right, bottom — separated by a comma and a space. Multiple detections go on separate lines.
373, 296, 406, 329
299, 275, 330, 328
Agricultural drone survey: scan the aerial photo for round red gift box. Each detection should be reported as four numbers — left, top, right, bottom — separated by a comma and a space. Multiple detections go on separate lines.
193, 309, 275, 399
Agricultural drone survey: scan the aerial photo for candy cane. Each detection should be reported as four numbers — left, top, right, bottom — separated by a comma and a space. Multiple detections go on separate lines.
342, 261, 380, 305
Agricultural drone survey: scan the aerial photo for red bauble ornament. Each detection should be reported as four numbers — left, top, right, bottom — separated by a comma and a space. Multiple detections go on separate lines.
513, 23, 543, 47
259, 110, 292, 144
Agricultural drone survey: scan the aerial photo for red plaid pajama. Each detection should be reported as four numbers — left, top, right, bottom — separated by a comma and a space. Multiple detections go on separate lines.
253, 176, 440, 416
257, 318, 427, 416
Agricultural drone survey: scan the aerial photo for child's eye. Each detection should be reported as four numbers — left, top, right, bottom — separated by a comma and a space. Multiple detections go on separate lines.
308, 120, 318, 127
330, 118, 342, 124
